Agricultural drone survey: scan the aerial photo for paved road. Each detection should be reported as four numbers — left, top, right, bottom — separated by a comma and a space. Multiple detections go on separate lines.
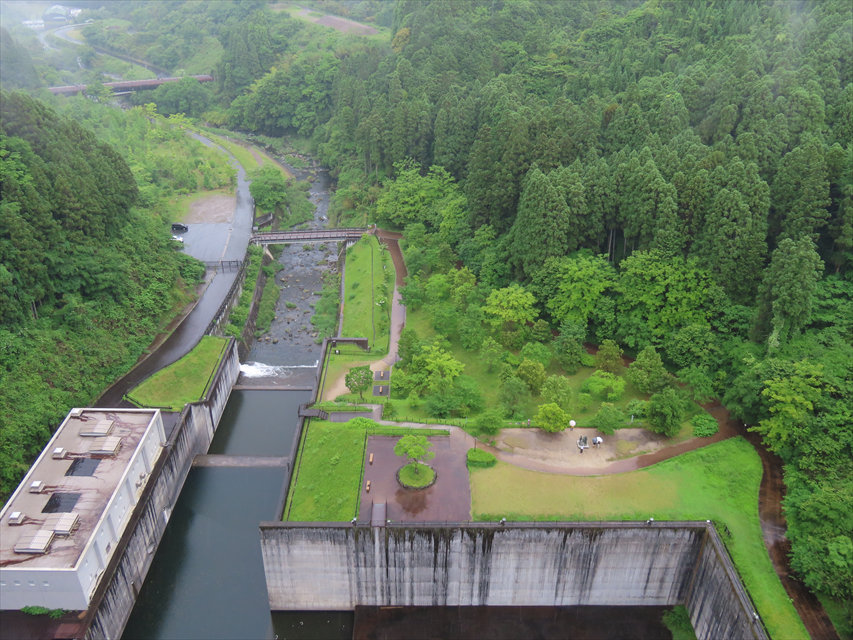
97, 135, 253, 407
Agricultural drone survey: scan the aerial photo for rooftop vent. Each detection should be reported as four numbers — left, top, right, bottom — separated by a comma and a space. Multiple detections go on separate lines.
8, 511, 25, 526
69, 408, 83, 418
88, 436, 121, 457
45, 512, 79, 536
52, 447, 67, 460
29, 480, 45, 494
14, 529, 55, 554
79, 419, 113, 437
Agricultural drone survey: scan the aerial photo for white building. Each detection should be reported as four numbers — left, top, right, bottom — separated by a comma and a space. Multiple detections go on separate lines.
0, 408, 165, 611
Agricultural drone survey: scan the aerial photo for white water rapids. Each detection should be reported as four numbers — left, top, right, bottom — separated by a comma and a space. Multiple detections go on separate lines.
239, 361, 319, 378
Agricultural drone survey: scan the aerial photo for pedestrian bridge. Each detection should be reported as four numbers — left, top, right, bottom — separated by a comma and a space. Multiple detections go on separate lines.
250, 228, 369, 246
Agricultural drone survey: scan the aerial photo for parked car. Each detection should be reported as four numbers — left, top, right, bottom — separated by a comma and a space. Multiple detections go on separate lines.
171, 235, 184, 244
171, 223, 189, 232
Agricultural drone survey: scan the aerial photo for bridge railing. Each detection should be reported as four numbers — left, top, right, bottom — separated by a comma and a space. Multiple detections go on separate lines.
250, 228, 368, 245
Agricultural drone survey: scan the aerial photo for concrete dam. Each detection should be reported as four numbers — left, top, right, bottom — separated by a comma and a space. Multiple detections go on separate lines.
260, 521, 768, 640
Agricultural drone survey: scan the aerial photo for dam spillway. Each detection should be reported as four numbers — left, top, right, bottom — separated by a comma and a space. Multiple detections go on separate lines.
260, 521, 767, 640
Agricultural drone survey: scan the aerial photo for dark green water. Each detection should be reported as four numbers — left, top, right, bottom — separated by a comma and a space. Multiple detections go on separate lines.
122, 390, 309, 640
207, 390, 310, 456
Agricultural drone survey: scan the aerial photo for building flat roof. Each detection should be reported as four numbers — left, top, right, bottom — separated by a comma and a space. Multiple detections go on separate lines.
0, 409, 162, 570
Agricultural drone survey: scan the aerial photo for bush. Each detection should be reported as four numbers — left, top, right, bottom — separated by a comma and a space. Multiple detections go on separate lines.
593, 403, 626, 435
626, 399, 649, 419
382, 400, 396, 419
467, 448, 497, 468
581, 370, 626, 401
472, 408, 505, 435
691, 413, 719, 438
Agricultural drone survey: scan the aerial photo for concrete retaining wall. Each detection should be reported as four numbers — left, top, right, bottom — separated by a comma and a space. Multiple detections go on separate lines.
84, 339, 240, 640
260, 521, 767, 640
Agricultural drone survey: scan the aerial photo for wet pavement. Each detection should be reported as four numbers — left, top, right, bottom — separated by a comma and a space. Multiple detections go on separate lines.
97, 134, 253, 406
358, 435, 471, 523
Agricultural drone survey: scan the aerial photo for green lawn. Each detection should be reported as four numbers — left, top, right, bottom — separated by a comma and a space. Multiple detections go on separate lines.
818, 593, 852, 640
285, 418, 448, 522
341, 236, 393, 353
126, 336, 228, 411
319, 342, 386, 401
470, 437, 807, 640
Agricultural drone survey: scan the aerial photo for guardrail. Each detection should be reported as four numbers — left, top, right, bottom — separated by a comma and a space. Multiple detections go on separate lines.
250, 228, 368, 245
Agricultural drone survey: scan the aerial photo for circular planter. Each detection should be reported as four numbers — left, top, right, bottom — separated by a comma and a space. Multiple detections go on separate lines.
396, 463, 437, 490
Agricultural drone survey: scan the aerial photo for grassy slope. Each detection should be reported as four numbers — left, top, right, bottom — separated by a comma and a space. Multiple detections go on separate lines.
126, 336, 228, 410
470, 437, 806, 640
341, 235, 391, 352
285, 419, 449, 522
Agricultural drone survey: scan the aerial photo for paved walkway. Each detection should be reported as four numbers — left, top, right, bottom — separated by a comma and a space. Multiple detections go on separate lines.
358, 434, 471, 523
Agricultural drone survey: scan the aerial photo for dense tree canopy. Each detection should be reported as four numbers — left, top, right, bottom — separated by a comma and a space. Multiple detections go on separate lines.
3, 0, 852, 613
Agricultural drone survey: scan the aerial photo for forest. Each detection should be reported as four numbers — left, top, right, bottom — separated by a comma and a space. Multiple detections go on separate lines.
0, 0, 850, 627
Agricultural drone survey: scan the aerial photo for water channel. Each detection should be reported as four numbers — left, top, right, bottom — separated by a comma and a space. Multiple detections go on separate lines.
123, 158, 344, 639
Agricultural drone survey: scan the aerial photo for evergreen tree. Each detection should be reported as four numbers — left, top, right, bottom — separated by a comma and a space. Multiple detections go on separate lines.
761, 237, 824, 347
509, 167, 572, 279
693, 187, 766, 302
772, 138, 831, 242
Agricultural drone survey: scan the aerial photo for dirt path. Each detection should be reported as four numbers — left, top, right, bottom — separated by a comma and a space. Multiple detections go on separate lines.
322, 230, 407, 401
184, 193, 235, 224
292, 7, 378, 35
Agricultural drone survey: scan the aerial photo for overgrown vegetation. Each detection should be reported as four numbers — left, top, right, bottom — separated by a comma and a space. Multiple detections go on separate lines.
310, 270, 341, 341
255, 264, 282, 337
661, 606, 698, 640
224, 245, 263, 338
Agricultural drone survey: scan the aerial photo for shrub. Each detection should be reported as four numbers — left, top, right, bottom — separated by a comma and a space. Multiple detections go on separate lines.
467, 448, 497, 468
382, 400, 396, 419
691, 413, 719, 437
520, 341, 552, 367
581, 370, 625, 401
625, 399, 649, 419
472, 408, 505, 435
593, 403, 627, 435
